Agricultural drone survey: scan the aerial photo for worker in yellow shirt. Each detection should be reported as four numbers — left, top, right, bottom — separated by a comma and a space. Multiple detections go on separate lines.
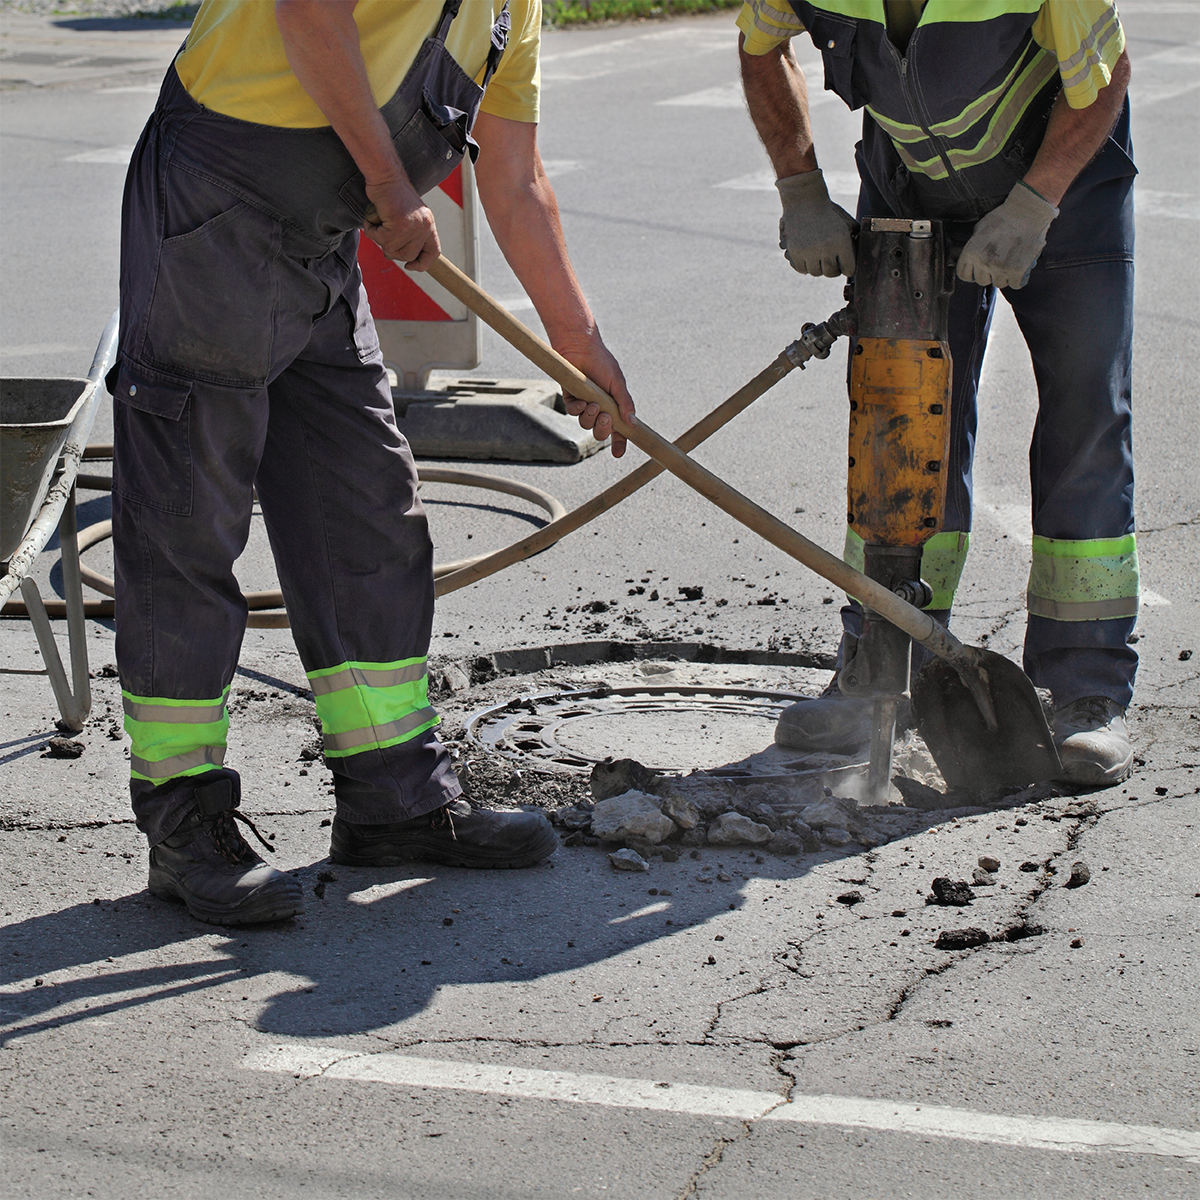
113, 0, 633, 925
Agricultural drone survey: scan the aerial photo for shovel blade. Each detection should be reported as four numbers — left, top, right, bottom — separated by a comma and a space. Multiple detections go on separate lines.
912, 650, 1060, 794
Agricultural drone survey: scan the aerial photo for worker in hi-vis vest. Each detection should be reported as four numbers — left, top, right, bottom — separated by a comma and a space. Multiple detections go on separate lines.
738, 0, 1137, 786
112, 0, 633, 926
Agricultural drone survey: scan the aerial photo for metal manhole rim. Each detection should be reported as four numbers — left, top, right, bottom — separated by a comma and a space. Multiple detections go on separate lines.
464, 682, 816, 772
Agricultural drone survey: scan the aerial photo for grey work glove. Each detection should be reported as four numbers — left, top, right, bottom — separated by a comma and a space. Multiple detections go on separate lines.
776, 169, 858, 278
956, 181, 1059, 290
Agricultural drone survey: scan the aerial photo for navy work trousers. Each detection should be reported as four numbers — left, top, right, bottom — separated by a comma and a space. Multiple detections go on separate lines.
847, 108, 1139, 708
114, 68, 460, 845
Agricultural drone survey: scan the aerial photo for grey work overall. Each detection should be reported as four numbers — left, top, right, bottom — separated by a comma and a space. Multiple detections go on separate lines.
792, 1, 1139, 707
113, 0, 510, 844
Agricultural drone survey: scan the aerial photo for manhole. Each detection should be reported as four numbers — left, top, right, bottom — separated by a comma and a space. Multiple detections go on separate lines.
465, 684, 808, 773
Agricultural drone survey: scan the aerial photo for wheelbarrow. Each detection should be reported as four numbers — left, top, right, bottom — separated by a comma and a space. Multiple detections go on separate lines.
0, 312, 119, 731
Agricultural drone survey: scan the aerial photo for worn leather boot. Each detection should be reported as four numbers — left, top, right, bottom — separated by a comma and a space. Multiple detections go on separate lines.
774, 676, 873, 755
330, 798, 557, 869
148, 779, 304, 925
1052, 696, 1134, 786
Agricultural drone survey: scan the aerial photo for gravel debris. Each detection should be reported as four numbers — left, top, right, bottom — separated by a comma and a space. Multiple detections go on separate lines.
978, 855, 1001, 872
1064, 860, 1091, 888
935, 927, 989, 951
608, 848, 649, 872
928, 877, 975, 906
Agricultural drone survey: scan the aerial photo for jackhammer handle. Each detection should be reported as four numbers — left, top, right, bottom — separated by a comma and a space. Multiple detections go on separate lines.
426, 255, 969, 670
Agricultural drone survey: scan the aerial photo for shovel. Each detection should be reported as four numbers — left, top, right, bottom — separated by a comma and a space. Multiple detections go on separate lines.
425, 256, 1061, 794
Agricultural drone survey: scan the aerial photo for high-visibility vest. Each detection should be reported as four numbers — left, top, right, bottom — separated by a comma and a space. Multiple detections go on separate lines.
791, 0, 1066, 219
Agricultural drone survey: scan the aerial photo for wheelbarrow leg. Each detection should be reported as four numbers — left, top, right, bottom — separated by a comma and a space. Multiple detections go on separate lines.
20, 488, 92, 732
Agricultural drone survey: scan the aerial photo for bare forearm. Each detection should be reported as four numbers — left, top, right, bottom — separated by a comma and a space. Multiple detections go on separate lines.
739, 34, 818, 178
274, 0, 399, 185
476, 146, 594, 346
1024, 50, 1131, 205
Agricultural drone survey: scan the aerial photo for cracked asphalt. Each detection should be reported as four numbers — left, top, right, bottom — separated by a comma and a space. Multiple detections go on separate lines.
3, 4, 1199, 1197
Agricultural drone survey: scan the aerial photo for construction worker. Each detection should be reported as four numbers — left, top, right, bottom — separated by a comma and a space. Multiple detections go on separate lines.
113, 0, 634, 925
738, 1, 1138, 786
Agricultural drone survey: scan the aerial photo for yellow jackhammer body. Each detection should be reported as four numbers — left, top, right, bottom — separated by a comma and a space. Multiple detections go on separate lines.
839, 218, 954, 802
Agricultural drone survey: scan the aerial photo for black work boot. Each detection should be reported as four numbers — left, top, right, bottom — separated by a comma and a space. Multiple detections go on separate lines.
148, 779, 304, 926
330, 799, 557, 869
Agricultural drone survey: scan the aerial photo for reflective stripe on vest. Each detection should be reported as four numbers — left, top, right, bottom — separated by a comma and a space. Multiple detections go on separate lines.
791, 0, 1063, 197
843, 527, 967, 610
307, 657, 438, 758
1026, 534, 1139, 622
123, 688, 229, 782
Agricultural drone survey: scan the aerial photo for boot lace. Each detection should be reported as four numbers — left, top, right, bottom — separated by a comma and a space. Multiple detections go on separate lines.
208, 809, 277, 862
428, 803, 459, 841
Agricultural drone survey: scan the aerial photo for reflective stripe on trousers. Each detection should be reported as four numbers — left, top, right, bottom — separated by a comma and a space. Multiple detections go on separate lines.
843, 528, 969, 612
123, 688, 229, 781
308, 658, 439, 757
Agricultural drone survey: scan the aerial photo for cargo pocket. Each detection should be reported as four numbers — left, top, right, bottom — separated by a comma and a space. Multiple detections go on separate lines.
111, 362, 194, 516
808, 14, 863, 109
140, 168, 278, 389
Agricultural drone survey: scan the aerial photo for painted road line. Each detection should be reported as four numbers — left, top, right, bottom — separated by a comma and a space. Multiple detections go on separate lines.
1136, 190, 1199, 220
62, 145, 133, 164
0, 341, 82, 358
659, 83, 744, 108
539, 160, 583, 179
244, 1045, 1200, 1161
763, 1094, 1200, 1160
715, 166, 857, 194
96, 84, 161, 94
246, 1046, 777, 1120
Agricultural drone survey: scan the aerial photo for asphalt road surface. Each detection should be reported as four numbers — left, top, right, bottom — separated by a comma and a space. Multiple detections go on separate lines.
2, 4, 1198, 1198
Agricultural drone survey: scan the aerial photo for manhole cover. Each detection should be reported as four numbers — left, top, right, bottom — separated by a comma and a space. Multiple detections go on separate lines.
465, 684, 807, 773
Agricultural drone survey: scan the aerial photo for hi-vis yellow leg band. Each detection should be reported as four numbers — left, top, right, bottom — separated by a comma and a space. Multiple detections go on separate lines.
123, 687, 230, 782
1027, 534, 1139, 621
308, 657, 438, 759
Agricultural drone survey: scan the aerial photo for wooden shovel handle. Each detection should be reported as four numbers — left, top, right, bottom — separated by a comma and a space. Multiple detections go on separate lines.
426, 255, 970, 671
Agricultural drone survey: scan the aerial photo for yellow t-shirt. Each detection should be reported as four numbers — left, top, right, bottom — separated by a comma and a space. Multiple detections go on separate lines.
176, 0, 541, 129
737, 1, 1124, 108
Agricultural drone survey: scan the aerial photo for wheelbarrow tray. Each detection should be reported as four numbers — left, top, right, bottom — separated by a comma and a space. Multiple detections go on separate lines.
1, 377, 92, 560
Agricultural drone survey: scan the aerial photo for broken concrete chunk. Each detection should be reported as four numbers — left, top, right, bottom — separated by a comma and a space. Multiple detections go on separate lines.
591, 791, 676, 845
44, 737, 84, 759
438, 663, 471, 694
836, 891, 863, 906
608, 848, 649, 872
821, 827, 852, 847
1065, 860, 1091, 888
750, 803, 781, 830
972, 867, 998, 886
978, 855, 1001, 873
935, 927, 989, 951
857, 827, 887, 849
929, 877, 975, 906
659, 791, 700, 830
707, 812, 773, 846
591, 758, 660, 802
768, 831, 804, 857
679, 827, 707, 848
551, 805, 594, 831
800, 796, 863, 834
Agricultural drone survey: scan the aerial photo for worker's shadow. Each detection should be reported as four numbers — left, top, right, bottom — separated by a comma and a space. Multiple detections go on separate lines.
2, 759, 1030, 1048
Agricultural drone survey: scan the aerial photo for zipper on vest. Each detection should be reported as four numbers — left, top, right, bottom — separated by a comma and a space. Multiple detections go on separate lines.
890, 33, 970, 203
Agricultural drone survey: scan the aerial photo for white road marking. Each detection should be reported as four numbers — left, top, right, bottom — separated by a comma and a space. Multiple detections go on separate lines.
659, 83, 745, 108
95, 84, 160, 94
62, 145, 133, 164
345, 878, 433, 906
244, 1045, 1200, 1161
609, 900, 670, 924
1137, 189, 1199, 220
495, 296, 535, 313
0, 341, 82, 357
540, 159, 583, 178
714, 166, 859, 195
1141, 589, 1172, 607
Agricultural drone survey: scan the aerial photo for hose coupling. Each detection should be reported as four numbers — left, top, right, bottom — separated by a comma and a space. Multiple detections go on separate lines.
783, 306, 854, 370
892, 578, 934, 609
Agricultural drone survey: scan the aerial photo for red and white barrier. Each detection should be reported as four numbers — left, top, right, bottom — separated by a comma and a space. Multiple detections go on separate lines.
358, 161, 481, 391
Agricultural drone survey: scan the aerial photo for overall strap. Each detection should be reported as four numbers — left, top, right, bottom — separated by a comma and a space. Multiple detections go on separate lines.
480, 1, 511, 91
433, 0, 463, 44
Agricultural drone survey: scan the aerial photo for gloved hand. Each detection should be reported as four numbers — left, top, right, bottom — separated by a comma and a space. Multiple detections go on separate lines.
776, 169, 858, 278
956, 181, 1059, 290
